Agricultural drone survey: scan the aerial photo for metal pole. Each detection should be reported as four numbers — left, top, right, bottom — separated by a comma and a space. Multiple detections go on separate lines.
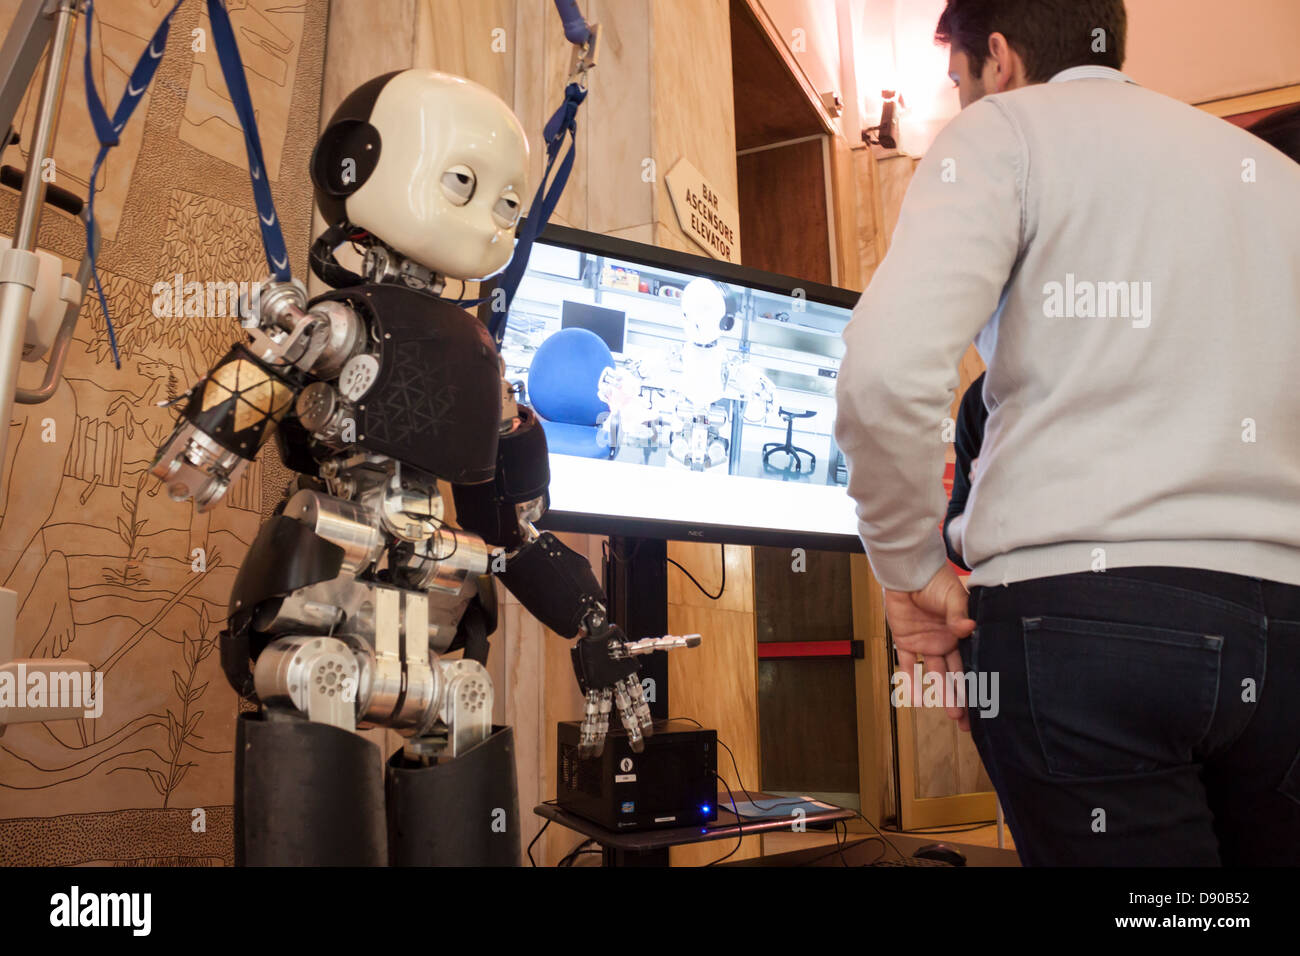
0, 0, 78, 468
12, 0, 77, 251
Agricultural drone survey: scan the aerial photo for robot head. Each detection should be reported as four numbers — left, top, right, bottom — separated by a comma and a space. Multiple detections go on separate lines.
311, 70, 530, 280
681, 278, 735, 346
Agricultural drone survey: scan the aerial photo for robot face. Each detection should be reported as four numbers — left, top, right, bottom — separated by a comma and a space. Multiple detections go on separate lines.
346, 71, 530, 280
681, 278, 727, 345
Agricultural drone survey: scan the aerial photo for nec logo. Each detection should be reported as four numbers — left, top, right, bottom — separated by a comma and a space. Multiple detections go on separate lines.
687, 530, 704, 538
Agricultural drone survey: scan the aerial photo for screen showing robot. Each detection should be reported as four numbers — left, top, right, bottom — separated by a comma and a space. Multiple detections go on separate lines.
500, 230, 861, 545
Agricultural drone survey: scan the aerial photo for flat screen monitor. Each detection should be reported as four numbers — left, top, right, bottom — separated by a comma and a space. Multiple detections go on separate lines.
495, 224, 863, 551
561, 300, 627, 354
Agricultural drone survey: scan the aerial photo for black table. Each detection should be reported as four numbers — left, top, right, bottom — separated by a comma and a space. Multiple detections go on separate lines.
534, 791, 855, 866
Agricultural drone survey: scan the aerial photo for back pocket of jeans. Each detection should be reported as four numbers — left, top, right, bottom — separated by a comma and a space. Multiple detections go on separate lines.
1023, 616, 1223, 778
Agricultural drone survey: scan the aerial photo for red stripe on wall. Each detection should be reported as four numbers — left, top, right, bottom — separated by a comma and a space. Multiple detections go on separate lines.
757, 640, 853, 659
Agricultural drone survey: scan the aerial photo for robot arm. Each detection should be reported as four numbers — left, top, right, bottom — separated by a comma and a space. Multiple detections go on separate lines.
452, 396, 698, 756
150, 279, 365, 510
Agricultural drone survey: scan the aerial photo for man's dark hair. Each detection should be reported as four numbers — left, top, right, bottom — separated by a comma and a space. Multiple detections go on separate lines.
1248, 104, 1300, 165
935, 0, 1127, 83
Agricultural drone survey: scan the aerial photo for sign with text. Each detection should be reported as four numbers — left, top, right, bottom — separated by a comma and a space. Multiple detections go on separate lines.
665, 158, 741, 263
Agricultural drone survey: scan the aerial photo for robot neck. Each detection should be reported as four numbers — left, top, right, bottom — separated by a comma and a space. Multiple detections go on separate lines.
363, 242, 444, 295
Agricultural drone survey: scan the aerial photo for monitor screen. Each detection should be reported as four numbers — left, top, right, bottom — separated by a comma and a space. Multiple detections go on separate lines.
496, 224, 863, 550
561, 300, 627, 354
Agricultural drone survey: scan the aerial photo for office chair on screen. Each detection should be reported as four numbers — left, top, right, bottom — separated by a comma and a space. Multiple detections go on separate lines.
763, 406, 817, 474
528, 327, 616, 458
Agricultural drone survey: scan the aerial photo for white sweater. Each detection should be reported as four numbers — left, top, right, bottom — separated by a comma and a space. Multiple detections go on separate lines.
835, 67, 1300, 592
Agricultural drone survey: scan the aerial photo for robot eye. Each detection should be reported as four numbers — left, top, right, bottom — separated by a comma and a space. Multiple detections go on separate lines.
493, 190, 521, 229
441, 164, 477, 205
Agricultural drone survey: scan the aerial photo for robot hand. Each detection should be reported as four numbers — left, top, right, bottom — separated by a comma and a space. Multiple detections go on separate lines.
571, 616, 701, 757
151, 277, 347, 510
492, 529, 702, 757
150, 344, 299, 511
596, 365, 642, 411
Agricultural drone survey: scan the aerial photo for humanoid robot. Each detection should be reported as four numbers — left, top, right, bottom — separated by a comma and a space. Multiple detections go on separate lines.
598, 277, 773, 471
149, 69, 697, 865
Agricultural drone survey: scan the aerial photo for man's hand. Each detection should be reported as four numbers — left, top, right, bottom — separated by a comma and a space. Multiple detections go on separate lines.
884, 564, 976, 730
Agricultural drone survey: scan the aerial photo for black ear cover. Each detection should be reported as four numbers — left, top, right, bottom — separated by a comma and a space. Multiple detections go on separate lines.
310, 119, 381, 215
310, 70, 402, 226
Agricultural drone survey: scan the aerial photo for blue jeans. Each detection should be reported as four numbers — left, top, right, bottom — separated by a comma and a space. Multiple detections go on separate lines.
962, 566, 1300, 866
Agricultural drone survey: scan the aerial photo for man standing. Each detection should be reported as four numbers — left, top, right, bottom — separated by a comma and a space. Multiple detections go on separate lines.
835, 0, 1300, 865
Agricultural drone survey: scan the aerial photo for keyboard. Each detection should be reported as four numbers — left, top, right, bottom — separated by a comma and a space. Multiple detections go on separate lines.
869, 856, 956, 867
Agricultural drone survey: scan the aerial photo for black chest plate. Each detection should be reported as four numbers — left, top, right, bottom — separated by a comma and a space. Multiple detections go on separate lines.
310, 283, 502, 484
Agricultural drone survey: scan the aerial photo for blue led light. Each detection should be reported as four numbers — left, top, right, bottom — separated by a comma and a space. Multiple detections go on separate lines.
701, 804, 712, 814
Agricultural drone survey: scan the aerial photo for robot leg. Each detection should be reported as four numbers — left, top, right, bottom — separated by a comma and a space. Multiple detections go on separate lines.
237, 633, 385, 865
386, 725, 521, 866
235, 710, 387, 866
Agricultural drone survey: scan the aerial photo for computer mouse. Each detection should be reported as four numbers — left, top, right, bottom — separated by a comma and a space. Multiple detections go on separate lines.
913, 842, 967, 866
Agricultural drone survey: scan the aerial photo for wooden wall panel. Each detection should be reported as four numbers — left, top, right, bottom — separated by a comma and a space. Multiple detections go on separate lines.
412, 0, 516, 99
650, 0, 741, 260
729, 0, 825, 151
666, 540, 760, 865
829, 135, 865, 293
753, 547, 859, 797
737, 139, 832, 284
666, 539, 749, 614
585, 0, 655, 236
849, 146, 888, 287
757, 657, 859, 793
877, 152, 918, 246
851, 553, 894, 826
753, 544, 852, 644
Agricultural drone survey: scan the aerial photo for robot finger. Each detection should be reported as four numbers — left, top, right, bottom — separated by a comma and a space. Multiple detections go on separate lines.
611, 678, 645, 753
622, 674, 654, 740
578, 687, 612, 758
623, 633, 702, 655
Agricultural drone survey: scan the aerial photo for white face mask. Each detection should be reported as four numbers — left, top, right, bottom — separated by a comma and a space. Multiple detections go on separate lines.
348, 70, 530, 281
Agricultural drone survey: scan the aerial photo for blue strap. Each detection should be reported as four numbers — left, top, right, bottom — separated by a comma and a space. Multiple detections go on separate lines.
83, 0, 185, 368
488, 81, 587, 348
82, 0, 290, 369
205, 0, 290, 281
552, 0, 592, 46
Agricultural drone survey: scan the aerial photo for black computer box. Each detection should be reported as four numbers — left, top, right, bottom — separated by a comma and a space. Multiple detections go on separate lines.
557, 719, 718, 830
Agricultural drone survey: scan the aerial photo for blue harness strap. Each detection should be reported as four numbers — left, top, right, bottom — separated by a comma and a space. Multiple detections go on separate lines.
82, 0, 289, 368
471, 0, 593, 342
204, 0, 290, 282
487, 80, 587, 349
82, 0, 185, 369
